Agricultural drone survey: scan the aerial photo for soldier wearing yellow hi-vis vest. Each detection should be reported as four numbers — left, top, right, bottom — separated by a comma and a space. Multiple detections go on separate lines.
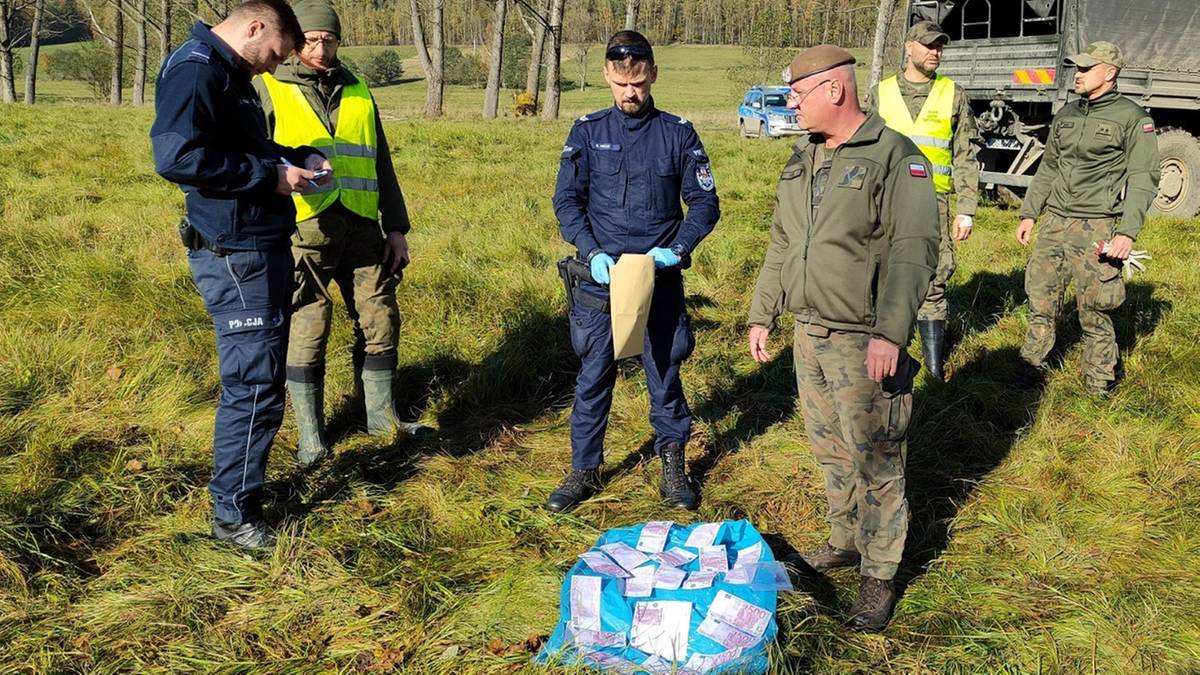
867, 21, 980, 382
254, 0, 428, 469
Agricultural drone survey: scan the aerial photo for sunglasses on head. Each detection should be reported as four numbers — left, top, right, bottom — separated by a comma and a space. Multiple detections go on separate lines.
605, 44, 653, 61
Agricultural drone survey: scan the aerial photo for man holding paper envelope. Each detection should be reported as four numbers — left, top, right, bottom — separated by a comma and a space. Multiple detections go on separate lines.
549, 30, 720, 513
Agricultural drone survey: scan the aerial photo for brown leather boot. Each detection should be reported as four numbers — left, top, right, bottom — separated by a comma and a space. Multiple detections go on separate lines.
797, 542, 861, 573
845, 575, 897, 632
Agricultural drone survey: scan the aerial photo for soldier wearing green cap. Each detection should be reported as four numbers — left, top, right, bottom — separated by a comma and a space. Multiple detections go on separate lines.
866, 21, 980, 382
748, 44, 939, 633
1015, 41, 1160, 396
253, 0, 427, 468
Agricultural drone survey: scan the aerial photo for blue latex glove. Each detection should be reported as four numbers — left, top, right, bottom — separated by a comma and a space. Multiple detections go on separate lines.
647, 246, 681, 269
590, 252, 615, 285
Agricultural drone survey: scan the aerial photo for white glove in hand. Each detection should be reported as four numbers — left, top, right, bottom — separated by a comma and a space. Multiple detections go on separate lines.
1096, 240, 1151, 279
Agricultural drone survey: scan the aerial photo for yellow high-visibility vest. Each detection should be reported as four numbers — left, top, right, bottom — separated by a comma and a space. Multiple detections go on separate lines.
259, 73, 380, 221
877, 74, 955, 192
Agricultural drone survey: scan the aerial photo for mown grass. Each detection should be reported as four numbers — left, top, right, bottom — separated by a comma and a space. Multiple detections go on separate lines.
1, 49, 1199, 673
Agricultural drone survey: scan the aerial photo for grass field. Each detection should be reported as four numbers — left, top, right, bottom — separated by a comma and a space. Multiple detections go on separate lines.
1, 43, 1199, 673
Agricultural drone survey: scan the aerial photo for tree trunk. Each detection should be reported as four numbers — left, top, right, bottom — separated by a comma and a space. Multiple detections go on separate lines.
869, 0, 896, 89
111, 0, 124, 104
160, 0, 171, 67
623, 0, 638, 30
524, 0, 547, 103
410, 0, 443, 117
133, 0, 147, 104
0, 0, 16, 104
481, 0, 505, 118
426, 0, 443, 117
539, 0, 564, 120
22, 0, 42, 103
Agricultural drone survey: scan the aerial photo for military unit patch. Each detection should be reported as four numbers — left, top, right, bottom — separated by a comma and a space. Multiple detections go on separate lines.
838, 165, 866, 189
696, 164, 715, 191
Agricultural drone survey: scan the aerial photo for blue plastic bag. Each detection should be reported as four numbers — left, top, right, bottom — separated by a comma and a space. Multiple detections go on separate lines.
536, 519, 779, 673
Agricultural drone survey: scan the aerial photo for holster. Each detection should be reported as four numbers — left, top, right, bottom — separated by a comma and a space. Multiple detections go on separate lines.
178, 216, 230, 256
556, 256, 609, 313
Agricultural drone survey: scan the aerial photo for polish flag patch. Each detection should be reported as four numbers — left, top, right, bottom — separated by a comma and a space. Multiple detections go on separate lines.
1143, 122, 1155, 133
909, 162, 928, 178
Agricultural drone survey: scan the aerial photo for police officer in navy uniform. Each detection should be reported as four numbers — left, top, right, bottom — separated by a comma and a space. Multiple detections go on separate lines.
151, 0, 333, 549
549, 31, 720, 512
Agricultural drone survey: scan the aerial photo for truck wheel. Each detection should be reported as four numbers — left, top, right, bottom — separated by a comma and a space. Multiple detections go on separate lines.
1152, 129, 1200, 217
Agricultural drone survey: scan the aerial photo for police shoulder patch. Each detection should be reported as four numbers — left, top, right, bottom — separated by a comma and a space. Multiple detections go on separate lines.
696, 163, 715, 191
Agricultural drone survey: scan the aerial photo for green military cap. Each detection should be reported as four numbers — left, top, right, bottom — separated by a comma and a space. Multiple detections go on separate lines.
1066, 41, 1122, 69
906, 20, 950, 46
293, 0, 342, 38
782, 44, 856, 84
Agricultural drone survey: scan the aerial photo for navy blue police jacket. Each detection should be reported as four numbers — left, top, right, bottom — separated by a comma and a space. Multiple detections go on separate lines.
553, 100, 720, 258
151, 22, 318, 251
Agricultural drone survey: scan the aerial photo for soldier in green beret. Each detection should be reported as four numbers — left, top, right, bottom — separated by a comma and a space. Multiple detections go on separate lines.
747, 44, 939, 632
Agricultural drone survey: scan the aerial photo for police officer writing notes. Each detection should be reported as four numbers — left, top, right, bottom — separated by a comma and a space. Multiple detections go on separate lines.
549, 31, 720, 513
254, 0, 423, 469
868, 21, 980, 382
1015, 41, 1159, 397
746, 46, 938, 632
151, 0, 333, 549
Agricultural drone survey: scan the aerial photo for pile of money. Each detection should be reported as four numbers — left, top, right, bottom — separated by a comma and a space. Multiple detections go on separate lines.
540, 519, 790, 674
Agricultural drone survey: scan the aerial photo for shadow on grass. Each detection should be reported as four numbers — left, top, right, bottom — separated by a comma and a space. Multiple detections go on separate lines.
688, 346, 798, 492
944, 267, 1024, 370
269, 306, 579, 518
897, 279, 1169, 594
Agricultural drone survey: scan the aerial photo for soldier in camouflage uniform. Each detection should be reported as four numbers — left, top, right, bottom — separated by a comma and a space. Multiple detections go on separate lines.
254, 0, 425, 467
866, 21, 980, 382
747, 45, 939, 632
1016, 42, 1160, 396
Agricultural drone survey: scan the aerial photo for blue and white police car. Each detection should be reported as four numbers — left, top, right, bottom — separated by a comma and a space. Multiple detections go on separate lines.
737, 86, 802, 139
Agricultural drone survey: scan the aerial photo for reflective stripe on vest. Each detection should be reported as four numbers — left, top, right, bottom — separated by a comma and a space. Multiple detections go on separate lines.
259, 73, 380, 221
877, 75, 955, 192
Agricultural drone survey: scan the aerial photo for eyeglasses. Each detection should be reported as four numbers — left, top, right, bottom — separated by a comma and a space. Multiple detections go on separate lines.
605, 44, 653, 62
787, 79, 832, 106
303, 35, 340, 49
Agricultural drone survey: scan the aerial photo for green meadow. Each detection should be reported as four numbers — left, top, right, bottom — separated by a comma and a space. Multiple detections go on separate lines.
1, 44, 1198, 673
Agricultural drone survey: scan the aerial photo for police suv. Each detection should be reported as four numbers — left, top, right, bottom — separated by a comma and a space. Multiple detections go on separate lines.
738, 86, 802, 139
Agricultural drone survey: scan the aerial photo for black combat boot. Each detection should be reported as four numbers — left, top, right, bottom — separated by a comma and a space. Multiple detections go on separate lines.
789, 542, 861, 573
212, 519, 277, 550
546, 468, 603, 512
845, 575, 898, 633
918, 320, 946, 382
659, 442, 698, 510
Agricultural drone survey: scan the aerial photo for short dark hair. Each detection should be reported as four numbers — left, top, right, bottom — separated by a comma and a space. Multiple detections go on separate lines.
605, 30, 654, 69
231, 0, 305, 48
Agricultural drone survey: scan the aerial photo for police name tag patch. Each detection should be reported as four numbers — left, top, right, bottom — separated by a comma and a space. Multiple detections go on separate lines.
696, 164, 715, 191
592, 142, 621, 151
909, 163, 928, 178
838, 165, 866, 189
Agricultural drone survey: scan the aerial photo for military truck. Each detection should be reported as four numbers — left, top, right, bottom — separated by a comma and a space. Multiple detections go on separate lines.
908, 0, 1200, 216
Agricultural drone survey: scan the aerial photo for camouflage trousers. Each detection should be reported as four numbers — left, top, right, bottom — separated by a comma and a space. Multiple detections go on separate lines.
794, 324, 916, 580
287, 208, 400, 372
916, 193, 954, 321
1020, 213, 1126, 386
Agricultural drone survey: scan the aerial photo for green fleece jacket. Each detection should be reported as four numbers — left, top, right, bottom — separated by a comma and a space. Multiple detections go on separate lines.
1019, 89, 1160, 240
748, 113, 939, 347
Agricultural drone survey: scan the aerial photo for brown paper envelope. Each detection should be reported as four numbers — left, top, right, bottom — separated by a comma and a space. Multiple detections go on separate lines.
610, 254, 656, 359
